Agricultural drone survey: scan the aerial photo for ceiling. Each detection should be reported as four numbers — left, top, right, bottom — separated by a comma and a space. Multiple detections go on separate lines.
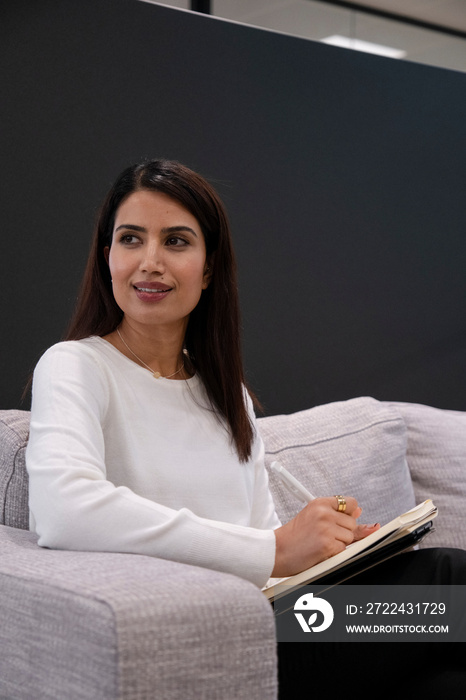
150, 0, 466, 72
348, 0, 466, 34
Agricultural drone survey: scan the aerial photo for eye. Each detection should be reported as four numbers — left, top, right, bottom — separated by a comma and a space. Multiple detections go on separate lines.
118, 233, 140, 245
165, 236, 189, 247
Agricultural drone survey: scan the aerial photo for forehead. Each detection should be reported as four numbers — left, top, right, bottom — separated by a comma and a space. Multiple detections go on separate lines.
114, 189, 201, 230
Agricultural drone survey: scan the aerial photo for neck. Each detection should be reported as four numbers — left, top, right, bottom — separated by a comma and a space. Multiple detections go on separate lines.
109, 318, 189, 379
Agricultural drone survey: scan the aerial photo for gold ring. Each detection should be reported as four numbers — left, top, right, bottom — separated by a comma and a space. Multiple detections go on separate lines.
335, 495, 346, 512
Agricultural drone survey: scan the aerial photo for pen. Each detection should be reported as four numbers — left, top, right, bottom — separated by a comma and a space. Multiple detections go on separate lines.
270, 461, 316, 504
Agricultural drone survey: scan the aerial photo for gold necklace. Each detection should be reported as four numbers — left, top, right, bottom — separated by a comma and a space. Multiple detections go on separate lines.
116, 328, 185, 380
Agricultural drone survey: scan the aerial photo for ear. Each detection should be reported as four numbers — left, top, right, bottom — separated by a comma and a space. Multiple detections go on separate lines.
104, 246, 110, 264
202, 255, 214, 289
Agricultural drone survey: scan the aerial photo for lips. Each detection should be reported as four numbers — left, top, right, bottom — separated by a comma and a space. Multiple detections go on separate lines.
133, 280, 173, 303
133, 281, 172, 292
135, 286, 172, 293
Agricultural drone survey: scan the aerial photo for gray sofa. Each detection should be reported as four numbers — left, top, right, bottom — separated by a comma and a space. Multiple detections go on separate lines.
1, 397, 465, 699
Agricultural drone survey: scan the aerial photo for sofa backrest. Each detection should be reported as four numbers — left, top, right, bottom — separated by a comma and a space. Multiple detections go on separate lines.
258, 397, 416, 529
386, 401, 466, 551
0, 410, 30, 530
2, 400, 465, 551
258, 397, 466, 551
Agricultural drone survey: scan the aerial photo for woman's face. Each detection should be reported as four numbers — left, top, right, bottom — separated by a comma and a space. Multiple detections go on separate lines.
106, 189, 211, 335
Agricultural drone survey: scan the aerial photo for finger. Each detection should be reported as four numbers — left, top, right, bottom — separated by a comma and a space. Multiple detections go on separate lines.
334, 517, 379, 546
334, 511, 358, 529
334, 522, 358, 545
352, 523, 380, 542
327, 495, 359, 515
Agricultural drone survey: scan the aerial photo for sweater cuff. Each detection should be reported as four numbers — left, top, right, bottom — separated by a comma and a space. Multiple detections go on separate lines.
183, 513, 277, 589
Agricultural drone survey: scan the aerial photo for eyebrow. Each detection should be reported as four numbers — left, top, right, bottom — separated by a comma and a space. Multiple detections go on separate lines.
114, 224, 198, 237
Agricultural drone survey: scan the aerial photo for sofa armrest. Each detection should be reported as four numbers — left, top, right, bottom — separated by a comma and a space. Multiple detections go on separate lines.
0, 409, 30, 530
0, 525, 277, 700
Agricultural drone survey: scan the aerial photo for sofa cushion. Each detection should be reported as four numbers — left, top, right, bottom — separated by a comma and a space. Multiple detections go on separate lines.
257, 397, 416, 528
387, 401, 466, 550
0, 410, 30, 530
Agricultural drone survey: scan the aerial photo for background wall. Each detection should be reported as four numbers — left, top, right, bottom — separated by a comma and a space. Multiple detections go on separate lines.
2, 0, 466, 416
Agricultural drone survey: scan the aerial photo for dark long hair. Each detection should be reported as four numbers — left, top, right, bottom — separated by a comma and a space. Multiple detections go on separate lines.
65, 159, 258, 461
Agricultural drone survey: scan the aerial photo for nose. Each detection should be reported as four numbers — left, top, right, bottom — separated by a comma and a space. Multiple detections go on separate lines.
139, 240, 165, 275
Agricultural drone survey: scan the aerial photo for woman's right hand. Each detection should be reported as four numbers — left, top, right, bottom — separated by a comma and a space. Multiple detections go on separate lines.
271, 496, 379, 578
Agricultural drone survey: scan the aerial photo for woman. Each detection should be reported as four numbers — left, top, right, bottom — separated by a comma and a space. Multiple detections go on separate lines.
26, 159, 377, 586
26, 159, 465, 696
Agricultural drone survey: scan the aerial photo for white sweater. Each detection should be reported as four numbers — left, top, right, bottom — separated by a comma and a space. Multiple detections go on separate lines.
26, 337, 281, 588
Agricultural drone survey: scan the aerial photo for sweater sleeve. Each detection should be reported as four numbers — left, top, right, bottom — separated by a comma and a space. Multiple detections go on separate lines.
26, 343, 277, 588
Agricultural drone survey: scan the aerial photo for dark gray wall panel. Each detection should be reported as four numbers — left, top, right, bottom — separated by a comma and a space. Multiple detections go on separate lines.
2, 0, 466, 414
